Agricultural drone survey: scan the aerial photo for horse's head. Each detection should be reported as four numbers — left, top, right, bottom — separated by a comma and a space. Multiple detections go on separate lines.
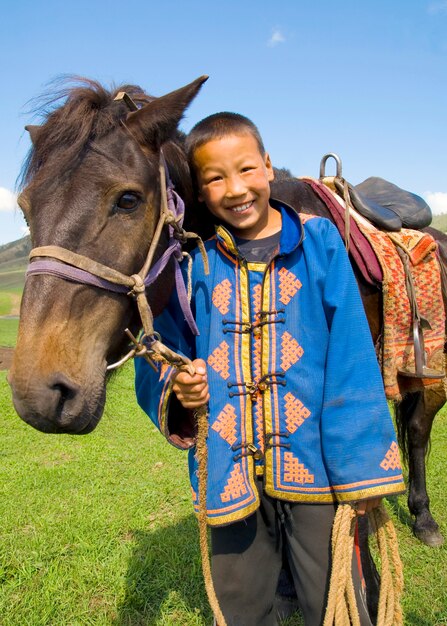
9, 76, 207, 434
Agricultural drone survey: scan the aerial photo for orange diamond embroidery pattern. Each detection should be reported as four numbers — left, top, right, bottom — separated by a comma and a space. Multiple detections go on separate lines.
208, 341, 230, 380
284, 392, 311, 433
252, 283, 262, 326
212, 279, 232, 315
220, 463, 248, 502
212, 404, 238, 445
380, 442, 402, 471
251, 283, 265, 449
280, 332, 304, 371
278, 267, 302, 305
283, 452, 315, 484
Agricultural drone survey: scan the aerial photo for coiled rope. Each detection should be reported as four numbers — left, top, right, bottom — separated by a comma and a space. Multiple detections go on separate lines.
195, 409, 403, 626
323, 503, 404, 626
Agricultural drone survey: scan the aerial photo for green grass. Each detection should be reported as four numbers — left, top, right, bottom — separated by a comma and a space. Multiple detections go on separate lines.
1, 366, 208, 625
0, 269, 26, 292
1, 366, 447, 625
0, 292, 12, 316
0, 318, 19, 347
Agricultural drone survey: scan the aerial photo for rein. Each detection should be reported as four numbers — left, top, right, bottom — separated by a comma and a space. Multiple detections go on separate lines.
26, 156, 208, 372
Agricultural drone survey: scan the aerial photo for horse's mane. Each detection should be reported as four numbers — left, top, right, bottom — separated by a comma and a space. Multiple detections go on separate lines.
18, 78, 296, 241
19, 77, 157, 189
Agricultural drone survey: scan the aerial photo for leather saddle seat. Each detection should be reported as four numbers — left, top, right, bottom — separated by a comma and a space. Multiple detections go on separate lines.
334, 176, 433, 232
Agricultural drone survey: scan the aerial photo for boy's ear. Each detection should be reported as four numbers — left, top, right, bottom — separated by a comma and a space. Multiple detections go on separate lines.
264, 152, 275, 181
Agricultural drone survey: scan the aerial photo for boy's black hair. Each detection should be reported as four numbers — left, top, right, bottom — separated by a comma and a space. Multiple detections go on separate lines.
185, 112, 265, 167
183, 113, 269, 242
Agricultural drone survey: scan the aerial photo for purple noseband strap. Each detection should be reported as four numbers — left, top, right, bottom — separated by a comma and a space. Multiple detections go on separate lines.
26, 175, 200, 337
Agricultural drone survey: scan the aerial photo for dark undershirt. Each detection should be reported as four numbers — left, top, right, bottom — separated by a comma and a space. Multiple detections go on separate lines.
233, 231, 281, 263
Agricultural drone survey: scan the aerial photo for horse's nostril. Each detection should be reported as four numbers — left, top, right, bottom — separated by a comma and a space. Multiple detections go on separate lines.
49, 373, 80, 403
52, 383, 76, 403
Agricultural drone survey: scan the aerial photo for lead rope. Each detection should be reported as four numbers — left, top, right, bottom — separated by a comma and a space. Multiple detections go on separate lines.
194, 404, 227, 626
323, 503, 404, 626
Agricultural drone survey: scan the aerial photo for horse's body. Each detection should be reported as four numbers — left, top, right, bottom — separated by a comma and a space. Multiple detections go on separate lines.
271, 180, 447, 549
8, 77, 446, 547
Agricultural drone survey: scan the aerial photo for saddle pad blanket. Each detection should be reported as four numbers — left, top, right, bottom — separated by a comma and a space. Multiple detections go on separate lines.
353, 219, 445, 399
300, 177, 383, 286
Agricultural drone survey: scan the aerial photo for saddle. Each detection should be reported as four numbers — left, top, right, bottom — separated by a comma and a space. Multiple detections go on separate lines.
320, 153, 433, 232
308, 153, 444, 385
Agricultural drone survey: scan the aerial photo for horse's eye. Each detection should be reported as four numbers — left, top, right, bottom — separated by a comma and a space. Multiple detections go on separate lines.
17, 192, 31, 221
115, 192, 141, 212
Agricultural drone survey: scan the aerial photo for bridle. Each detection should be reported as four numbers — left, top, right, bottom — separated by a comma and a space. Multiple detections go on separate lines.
26, 150, 208, 374
22, 89, 229, 626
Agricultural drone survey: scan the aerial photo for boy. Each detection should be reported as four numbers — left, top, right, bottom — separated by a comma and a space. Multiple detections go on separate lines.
135, 113, 405, 625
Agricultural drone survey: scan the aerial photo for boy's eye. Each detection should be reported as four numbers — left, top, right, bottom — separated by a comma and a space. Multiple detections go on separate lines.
207, 176, 223, 184
241, 166, 255, 173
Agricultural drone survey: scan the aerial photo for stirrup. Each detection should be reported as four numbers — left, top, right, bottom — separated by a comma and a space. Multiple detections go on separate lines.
398, 318, 444, 379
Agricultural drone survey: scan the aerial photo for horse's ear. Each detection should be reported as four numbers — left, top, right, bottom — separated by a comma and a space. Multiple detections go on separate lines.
25, 125, 43, 145
125, 75, 208, 149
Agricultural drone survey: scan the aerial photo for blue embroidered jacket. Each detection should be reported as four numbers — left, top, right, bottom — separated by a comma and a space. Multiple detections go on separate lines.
135, 202, 405, 525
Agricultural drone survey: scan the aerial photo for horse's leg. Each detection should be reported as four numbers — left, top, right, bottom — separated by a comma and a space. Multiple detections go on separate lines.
357, 516, 380, 623
396, 384, 446, 546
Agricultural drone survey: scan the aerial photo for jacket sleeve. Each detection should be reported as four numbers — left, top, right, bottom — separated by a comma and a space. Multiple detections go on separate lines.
320, 222, 405, 502
134, 290, 197, 450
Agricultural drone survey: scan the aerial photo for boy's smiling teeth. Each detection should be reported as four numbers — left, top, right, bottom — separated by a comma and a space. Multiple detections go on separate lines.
229, 201, 253, 213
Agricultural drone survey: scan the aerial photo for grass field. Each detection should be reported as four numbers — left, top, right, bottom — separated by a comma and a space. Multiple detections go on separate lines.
0, 273, 21, 348
0, 319, 20, 347
0, 292, 12, 316
0, 269, 26, 293
0, 259, 26, 319
1, 364, 447, 625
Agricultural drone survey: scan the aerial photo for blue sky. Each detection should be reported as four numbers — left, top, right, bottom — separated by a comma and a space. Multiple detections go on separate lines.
0, 0, 446, 245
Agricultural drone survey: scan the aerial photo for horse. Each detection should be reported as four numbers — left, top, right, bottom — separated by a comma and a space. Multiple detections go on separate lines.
8, 76, 446, 550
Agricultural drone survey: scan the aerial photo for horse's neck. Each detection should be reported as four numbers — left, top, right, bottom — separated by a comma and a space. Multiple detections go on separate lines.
270, 179, 330, 218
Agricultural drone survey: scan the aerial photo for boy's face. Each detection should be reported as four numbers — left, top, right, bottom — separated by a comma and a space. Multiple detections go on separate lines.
193, 133, 278, 240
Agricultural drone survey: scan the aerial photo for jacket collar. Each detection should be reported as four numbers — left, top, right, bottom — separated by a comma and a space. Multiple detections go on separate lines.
215, 199, 304, 258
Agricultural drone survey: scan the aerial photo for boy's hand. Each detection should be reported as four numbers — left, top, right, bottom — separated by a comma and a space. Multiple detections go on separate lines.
356, 497, 382, 516
172, 359, 210, 409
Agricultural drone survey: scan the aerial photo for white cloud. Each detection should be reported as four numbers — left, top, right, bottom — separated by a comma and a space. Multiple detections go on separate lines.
424, 191, 447, 215
428, 0, 447, 14
268, 28, 286, 47
0, 187, 18, 212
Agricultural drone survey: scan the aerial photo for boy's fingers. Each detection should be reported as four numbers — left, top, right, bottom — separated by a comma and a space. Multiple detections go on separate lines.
356, 497, 382, 516
173, 381, 208, 395
192, 358, 207, 376
172, 359, 209, 409
175, 389, 210, 408
174, 371, 203, 386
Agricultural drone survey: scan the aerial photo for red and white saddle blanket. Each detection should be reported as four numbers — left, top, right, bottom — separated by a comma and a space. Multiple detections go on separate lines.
303, 177, 445, 400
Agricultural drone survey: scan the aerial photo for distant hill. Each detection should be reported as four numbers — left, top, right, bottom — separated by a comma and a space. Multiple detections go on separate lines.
0, 235, 31, 268
0, 210, 445, 273
0, 236, 30, 294
431, 213, 447, 233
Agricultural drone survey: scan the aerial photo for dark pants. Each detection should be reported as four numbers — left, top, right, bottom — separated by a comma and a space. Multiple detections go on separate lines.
211, 487, 373, 626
